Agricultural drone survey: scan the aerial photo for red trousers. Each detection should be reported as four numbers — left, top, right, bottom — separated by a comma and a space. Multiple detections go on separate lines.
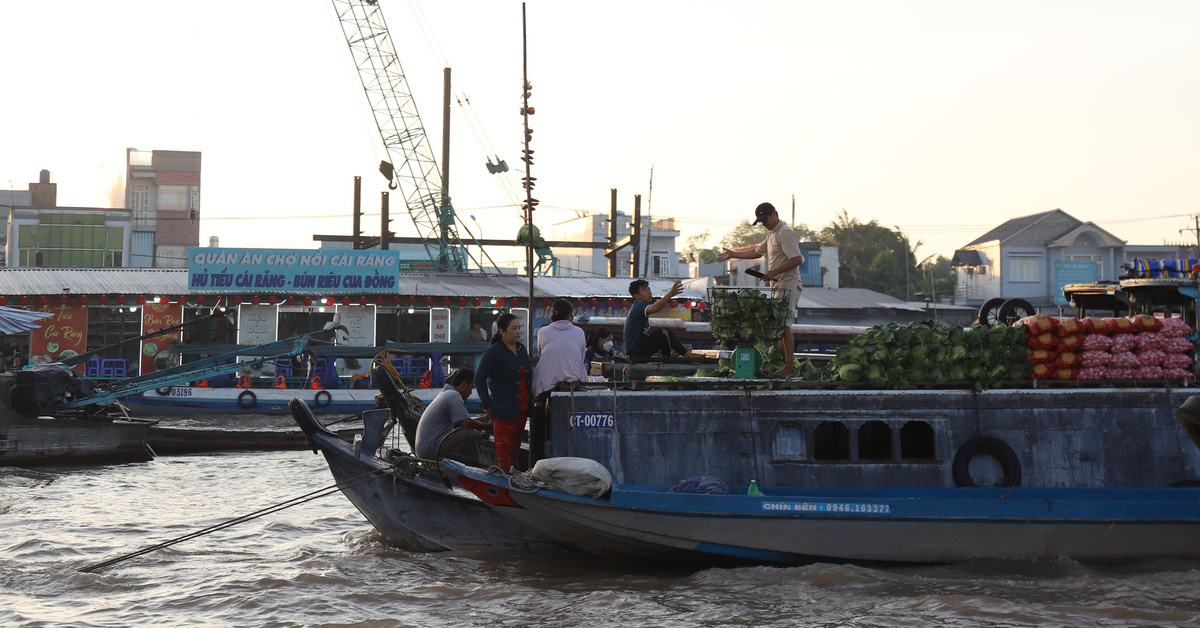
493, 418, 525, 470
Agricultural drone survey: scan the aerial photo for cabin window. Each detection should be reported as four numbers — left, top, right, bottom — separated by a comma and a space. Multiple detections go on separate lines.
900, 421, 936, 460
770, 424, 807, 461
858, 421, 892, 460
814, 421, 850, 460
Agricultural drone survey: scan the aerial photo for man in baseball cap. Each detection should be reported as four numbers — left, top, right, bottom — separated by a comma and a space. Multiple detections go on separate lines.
716, 202, 805, 377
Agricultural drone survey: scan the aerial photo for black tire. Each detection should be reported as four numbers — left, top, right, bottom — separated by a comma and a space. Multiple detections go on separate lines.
314, 390, 332, 408
976, 298, 1006, 327
997, 298, 1035, 326
952, 436, 1022, 487
155, 386, 173, 396
237, 390, 257, 409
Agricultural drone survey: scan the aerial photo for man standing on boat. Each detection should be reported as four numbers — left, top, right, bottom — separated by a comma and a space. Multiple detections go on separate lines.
413, 368, 491, 460
716, 202, 804, 377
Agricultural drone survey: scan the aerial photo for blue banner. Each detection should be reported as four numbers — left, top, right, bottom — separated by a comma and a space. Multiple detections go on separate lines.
188, 247, 401, 293
1053, 260, 1099, 306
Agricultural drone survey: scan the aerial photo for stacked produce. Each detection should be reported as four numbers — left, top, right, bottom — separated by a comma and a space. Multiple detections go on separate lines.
703, 289, 794, 377
1021, 314, 1195, 381
708, 289, 791, 346
828, 321, 1030, 390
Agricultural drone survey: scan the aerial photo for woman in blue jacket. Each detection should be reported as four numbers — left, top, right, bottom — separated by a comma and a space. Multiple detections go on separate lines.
474, 312, 531, 470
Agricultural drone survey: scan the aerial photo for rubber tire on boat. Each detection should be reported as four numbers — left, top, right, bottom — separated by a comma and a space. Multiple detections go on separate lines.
976, 298, 1005, 327
156, 386, 173, 396
314, 390, 332, 408
996, 298, 1035, 327
237, 390, 257, 409
952, 436, 1022, 487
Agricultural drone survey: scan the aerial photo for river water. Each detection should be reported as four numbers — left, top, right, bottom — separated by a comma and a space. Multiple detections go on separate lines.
4, 425, 1200, 627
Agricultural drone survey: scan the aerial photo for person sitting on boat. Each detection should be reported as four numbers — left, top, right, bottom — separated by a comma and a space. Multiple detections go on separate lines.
475, 312, 532, 471
413, 367, 490, 460
585, 327, 614, 369
623, 279, 700, 359
533, 299, 587, 399
466, 321, 488, 343
715, 202, 804, 377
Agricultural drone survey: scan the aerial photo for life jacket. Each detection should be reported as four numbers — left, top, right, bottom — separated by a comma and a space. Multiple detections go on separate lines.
417, 370, 433, 389
310, 376, 322, 390
197, 379, 210, 388
272, 375, 286, 389
237, 374, 252, 388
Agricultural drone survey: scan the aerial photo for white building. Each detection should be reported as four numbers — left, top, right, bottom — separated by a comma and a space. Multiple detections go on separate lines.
550, 213, 681, 278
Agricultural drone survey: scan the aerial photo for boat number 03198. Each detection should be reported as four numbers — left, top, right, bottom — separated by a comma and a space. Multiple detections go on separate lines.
569, 412, 615, 429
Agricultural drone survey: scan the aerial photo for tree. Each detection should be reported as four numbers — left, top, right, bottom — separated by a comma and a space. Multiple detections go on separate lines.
917, 255, 957, 301
682, 229, 711, 258
817, 209, 912, 295
718, 220, 816, 251
865, 249, 906, 299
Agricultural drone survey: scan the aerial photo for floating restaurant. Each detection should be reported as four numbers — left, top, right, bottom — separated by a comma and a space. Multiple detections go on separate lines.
0, 247, 706, 386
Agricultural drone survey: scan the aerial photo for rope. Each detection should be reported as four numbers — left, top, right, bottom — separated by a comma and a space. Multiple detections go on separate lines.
78, 468, 388, 574
485, 465, 545, 494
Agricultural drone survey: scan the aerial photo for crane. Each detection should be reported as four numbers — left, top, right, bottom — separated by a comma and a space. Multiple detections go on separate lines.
331, 0, 479, 271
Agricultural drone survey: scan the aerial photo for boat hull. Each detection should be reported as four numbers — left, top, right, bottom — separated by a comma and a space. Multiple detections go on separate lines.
147, 426, 360, 455
290, 401, 558, 552
446, 461, 1200, 564
0, 414, 155, 466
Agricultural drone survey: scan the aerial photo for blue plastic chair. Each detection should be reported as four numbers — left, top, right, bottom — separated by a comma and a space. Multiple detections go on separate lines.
85, 357, 101, 378
100, 358, 127, 378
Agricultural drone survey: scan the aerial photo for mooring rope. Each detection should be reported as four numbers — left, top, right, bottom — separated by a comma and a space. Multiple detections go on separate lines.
78, 468, 388, 574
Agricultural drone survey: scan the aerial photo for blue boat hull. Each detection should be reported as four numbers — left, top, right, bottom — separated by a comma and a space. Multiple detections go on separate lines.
445, 460, 1200, 564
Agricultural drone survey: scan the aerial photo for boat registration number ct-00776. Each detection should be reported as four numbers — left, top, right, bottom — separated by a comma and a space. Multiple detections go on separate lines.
569, 412, 615, 429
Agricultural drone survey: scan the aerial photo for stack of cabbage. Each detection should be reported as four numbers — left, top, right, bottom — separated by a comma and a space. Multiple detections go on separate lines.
829, 321, 1030, 390
708, 289, 791, 346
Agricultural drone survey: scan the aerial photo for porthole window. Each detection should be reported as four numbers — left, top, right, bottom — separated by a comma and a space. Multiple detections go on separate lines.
900, 421, 936, 460
814, 421, 850, 460
858, 421, 892, 460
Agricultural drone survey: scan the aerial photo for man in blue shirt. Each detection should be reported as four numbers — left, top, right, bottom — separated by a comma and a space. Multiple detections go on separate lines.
623, 279, 699, 358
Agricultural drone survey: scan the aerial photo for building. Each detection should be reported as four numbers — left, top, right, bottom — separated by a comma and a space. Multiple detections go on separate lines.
125, 149, 202, 268
952, 209, 1187, 307
3, 170, 131, 268
550, 213, 681, 278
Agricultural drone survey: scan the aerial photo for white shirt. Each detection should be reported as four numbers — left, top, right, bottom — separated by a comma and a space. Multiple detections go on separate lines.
532, 320, 588, 397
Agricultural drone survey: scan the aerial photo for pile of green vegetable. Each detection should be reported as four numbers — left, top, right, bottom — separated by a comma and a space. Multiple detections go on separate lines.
709, 289, 791, 346
827, 321, 1030, 390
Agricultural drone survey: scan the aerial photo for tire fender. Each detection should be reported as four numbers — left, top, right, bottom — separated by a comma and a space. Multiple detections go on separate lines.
237, 390, 257, 409
314, 390, 332, 408
952, 436, 1021, 487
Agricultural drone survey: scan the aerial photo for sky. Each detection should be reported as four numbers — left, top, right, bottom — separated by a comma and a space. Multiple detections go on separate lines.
2, 0, 1199, 270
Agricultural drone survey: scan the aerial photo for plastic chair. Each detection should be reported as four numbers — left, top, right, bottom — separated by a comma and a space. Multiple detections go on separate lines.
85, 357, 101, 378
406, 357, 428, 377
274, 360, 293, 378
100, 358, 127, 378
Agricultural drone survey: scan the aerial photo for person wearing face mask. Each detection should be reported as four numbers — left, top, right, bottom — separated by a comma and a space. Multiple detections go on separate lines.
585, 327, 614, 369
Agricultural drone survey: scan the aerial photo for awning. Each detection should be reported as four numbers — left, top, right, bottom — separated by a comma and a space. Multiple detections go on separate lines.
0, 305, 54, 334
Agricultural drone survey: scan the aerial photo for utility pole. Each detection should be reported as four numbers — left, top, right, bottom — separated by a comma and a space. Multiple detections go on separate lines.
643, 166, 653, 276
791, 194, 795, 228
1182, 215, 1200, 257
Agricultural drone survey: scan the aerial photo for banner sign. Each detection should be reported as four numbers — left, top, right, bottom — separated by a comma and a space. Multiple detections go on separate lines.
141, 304, 184, 375
337, 305, 376, 346
397, 259, 439, 272
430, 308, 451, 343
1053, 261, 1099, 306
187, 247, 401, 293
236, 304, 278, 347
30, 305, 88, 370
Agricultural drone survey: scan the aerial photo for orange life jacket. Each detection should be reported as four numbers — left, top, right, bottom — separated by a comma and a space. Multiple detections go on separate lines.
272, 375, 286, 389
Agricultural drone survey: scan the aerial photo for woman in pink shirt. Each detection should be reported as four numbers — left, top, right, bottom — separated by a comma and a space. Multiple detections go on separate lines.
533, 299, 588, 398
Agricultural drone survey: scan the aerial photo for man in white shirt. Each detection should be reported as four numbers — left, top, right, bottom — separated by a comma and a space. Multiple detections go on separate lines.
716, 202, 805, 377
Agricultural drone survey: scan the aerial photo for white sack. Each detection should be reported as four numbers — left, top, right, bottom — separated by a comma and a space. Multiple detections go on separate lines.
529, 457, 613, 498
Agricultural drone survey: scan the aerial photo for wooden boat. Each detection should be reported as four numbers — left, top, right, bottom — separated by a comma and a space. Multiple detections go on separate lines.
288, 367, 557, 553
147, 424, 360, 455
0, 371, 155, 466
442, 459, 1200, 564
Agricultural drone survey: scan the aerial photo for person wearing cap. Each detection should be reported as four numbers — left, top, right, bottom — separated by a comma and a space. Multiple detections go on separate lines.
715, 202, 805, 377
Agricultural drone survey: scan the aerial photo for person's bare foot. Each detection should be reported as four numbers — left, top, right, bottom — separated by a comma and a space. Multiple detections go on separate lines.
682, 351, 703, 359
771, 368, 795, 378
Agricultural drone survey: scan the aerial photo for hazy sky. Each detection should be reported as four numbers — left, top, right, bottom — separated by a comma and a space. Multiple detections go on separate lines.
2, 0, 1198, 269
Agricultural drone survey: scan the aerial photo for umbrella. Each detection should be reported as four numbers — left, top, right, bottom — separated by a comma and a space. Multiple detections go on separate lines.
0, 305, 55, 335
